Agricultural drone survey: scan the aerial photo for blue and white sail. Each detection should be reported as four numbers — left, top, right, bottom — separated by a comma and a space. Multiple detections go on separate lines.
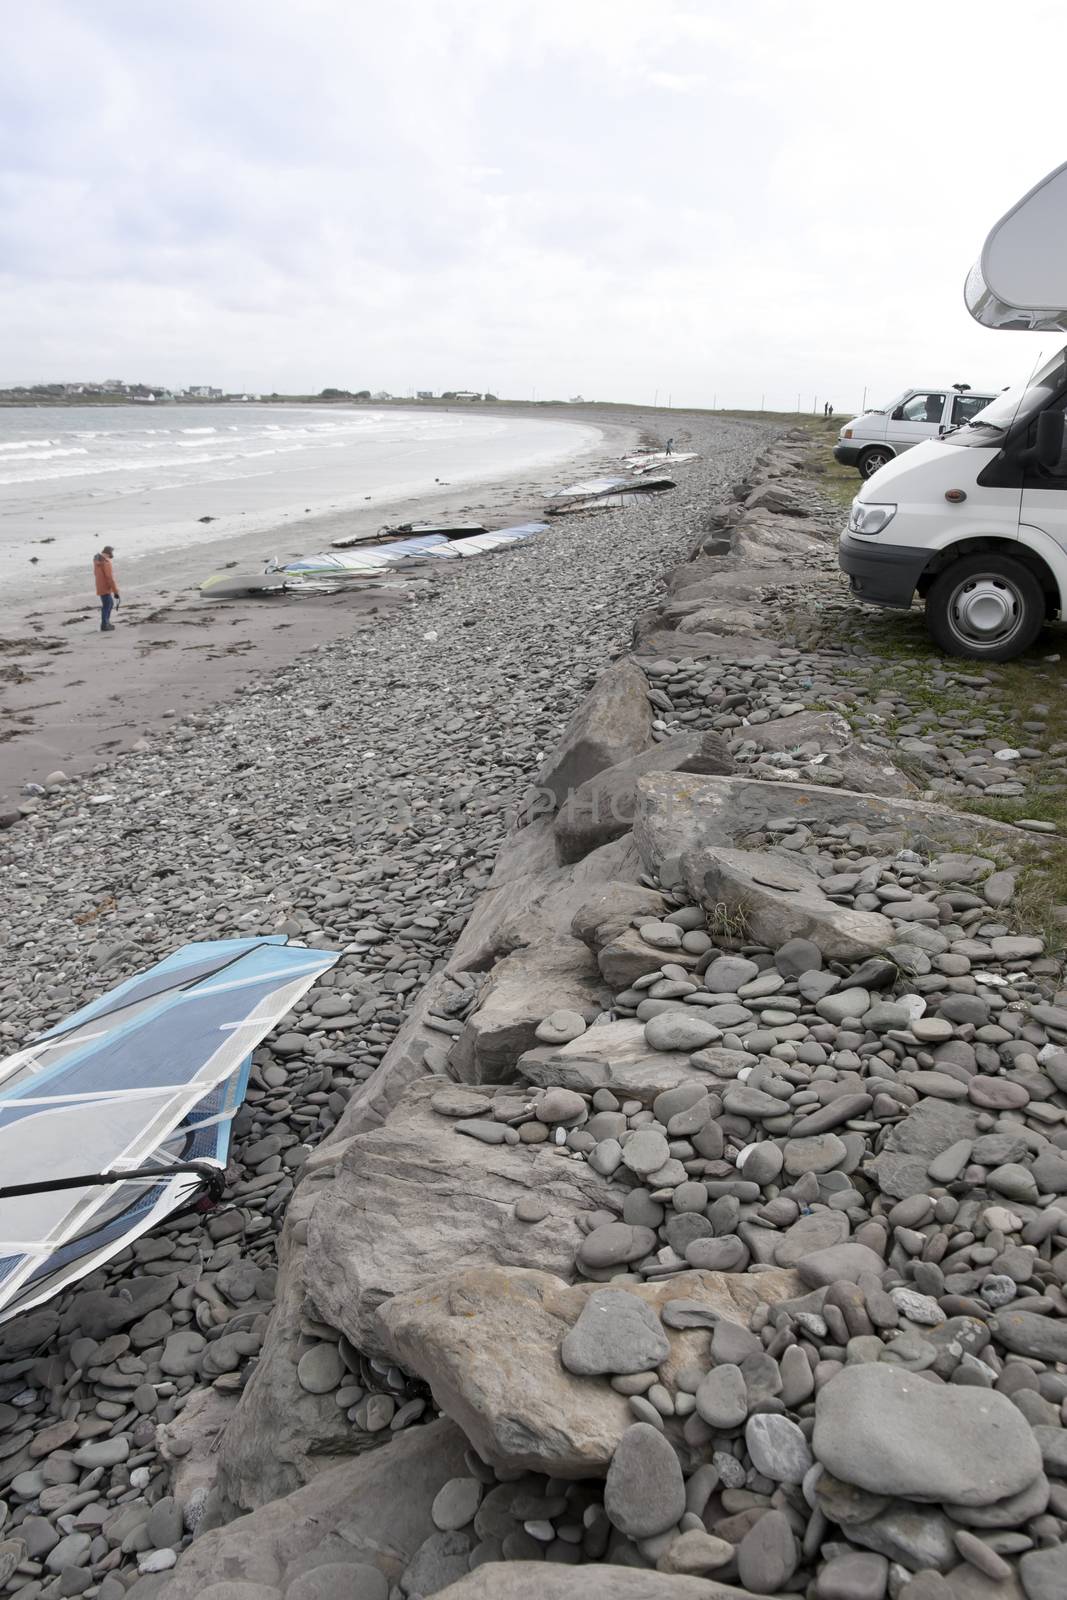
0, 936, 337, 1324
272, 522, 551, 579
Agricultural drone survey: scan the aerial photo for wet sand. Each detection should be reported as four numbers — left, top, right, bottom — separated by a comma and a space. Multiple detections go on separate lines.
1, 407, 655, 804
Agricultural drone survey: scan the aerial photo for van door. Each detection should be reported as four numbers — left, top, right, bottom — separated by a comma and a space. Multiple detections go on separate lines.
887, 390, 947, 454
1019, 401, 1067, 561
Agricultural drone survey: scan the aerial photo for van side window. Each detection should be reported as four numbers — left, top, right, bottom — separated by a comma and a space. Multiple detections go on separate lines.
900, 392, 946, 423
951, 394, 989, 426
1035, 401, 1067, 482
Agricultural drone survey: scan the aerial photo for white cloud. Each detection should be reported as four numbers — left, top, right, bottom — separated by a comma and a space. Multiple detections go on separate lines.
1, 0, 1065, 408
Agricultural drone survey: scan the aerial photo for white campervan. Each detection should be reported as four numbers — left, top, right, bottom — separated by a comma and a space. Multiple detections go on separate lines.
839, 161, 1067, 660
834, 386, 996, 480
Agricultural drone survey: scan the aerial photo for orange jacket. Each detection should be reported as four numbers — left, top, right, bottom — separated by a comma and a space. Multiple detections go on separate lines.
94, 553, 117, 596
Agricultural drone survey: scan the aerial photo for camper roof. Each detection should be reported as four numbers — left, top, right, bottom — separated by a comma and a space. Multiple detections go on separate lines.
965, 162, 1067, 332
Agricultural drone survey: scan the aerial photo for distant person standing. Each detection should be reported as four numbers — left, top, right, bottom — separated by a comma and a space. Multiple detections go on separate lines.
828, 403, 834, 418
94, 545, 120, 632
665, 437, 674, 456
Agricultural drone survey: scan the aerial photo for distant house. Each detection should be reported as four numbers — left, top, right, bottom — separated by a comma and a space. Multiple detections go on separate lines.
186, 385, 223, 399
452, 391, 481, 401
372, 390, 393, 401
417, 390, 435, 400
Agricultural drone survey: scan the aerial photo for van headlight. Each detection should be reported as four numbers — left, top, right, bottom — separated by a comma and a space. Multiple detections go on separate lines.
848, 501, 897, 535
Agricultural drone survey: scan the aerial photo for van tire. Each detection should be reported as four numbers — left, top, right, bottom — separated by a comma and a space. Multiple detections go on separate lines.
858, 446, 894, 479
925, 554, 1045, 661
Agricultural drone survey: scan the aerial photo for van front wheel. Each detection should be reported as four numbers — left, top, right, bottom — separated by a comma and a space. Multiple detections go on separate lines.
925, 555, 1045, 660
858, 446, 893, 479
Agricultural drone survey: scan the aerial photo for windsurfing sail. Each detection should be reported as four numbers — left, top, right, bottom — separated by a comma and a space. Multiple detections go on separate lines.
623, 452, 698, 471
273, 535, 452, 577
546, 484, 675, 516
199, 571, 290, 597
0, 936, 337, 1325
274, 523, 551, 579
438, 522, 548, 554
332, 521, 489, 549
546, 475, 675, 506
545, 475, 630, 500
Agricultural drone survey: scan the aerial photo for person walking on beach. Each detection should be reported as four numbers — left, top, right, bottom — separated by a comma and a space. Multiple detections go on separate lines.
94, 545, 120, 632
665, 437, 674, 456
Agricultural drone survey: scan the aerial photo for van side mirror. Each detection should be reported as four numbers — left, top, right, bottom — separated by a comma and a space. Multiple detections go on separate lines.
890, 406, 905, 421
1019, 409, 1066, 471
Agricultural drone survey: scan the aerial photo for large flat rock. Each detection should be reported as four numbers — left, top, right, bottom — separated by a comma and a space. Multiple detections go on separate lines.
744, 709, 914, 798
813, 1363, 1042, 1507
450, 833, 645, 974
158, 1419, 468, 1600
554, 736, 711, 864
633, 773, 1026, 889
436, 1567, 774, 1600
448, 936, 609, 1084
211, 1144, 363, 1516
518, 1019, 718, 1106
692, 846, 894, 963
305, 1081, 627, 1353
536, 656, 654, 808
378, 1265, 800, 1476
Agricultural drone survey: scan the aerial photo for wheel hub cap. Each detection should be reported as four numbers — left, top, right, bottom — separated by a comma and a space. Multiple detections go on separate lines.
951, 577, 1019, 644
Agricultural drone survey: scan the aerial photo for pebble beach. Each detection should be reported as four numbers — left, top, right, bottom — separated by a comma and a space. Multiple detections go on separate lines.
4, 415, 1067, 1600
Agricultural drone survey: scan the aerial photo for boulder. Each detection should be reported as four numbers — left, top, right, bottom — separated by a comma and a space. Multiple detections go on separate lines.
570, 883, 672, 953
744, 482, 810, 516
305, 1082, 627, 1353
518, 1019, 717, 1106
155, 1420, 468, 1600
212, 1156, 361, 1517
554, 736, 714, 863
633, 773, 1029, 889
450, 835, 646, 974
813, 1363, 1042, 1507
448, 938, 608, 1084
635, 629, 786, 664
486, 817, 560, 887
377, 1264, 800, 1476
535, 657, 654, 809
435, 1569, 765, 1600
157, 1386, 238, 1530
692, 847, 894, 962
732, 511, 826, 564
745, 709, 914, 798
332, 969, 457, 1143
595, 926, 703, 988
868, 1099, 982, 1201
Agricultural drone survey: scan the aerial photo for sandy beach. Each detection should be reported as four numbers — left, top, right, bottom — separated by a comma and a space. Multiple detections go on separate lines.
1, 405, 651, 806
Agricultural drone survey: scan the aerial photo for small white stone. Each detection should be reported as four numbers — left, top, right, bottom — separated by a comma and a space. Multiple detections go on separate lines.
138, 1550, 177, 1574
982, 1205, 1024, 1234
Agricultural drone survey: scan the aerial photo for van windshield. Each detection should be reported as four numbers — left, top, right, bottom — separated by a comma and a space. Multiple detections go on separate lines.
958, 345, 1067, 439
868, 390, 909, 416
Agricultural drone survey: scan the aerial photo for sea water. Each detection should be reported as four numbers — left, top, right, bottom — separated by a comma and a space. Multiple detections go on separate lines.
1, 403, 600, 597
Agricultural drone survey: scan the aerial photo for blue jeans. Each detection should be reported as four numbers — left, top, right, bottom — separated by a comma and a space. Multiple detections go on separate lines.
100, 594, 114, 629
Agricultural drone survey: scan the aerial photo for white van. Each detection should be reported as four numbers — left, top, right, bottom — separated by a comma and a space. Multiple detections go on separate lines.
839, 161, 1067, 661
834, 386, 996, 480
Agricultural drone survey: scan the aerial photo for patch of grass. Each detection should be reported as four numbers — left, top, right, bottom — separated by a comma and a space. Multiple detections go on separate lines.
775, 427, 1067, 950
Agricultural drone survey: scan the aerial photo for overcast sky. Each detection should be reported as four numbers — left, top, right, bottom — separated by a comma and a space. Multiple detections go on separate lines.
3, 0, 1066, 411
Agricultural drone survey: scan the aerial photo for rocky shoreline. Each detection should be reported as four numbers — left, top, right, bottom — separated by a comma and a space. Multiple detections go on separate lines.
4, 419, 1067, 1600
